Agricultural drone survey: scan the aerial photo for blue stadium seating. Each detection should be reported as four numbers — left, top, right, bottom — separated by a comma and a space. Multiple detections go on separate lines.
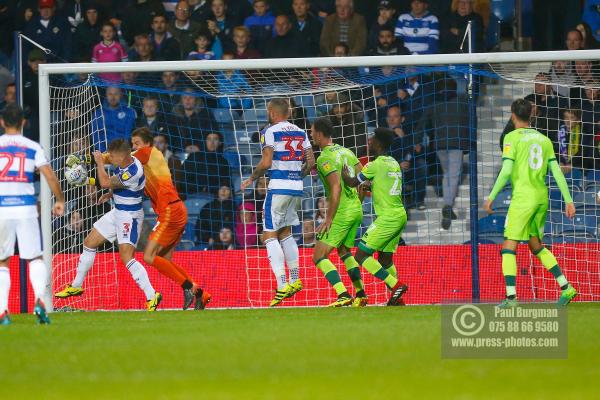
142, 199, 156, 216
223, 150, 243, 170
212, 108, 235, 124
553, 213, 598, 237
493, 188, 512, 214
179, 221, 197, 245
184, 193, 214, 216
478, 215, 506, 234
243, 108, 268, 123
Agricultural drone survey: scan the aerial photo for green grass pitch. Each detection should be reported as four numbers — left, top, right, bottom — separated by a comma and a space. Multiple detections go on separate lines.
1, 304, 599, 399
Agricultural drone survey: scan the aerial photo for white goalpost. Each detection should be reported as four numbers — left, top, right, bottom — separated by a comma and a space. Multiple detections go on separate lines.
39, 50, 600, 311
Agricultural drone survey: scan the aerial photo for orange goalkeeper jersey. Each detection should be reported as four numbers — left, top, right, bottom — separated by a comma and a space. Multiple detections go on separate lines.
133, 146, 181, 215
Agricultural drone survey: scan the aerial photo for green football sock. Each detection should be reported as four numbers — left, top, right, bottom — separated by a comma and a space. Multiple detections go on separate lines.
362, 256, 398, 288
384, 264, 397, 279
341, 253, 364, 292
501, 249, 517, 298
533, 248, 569, 289
316, 258, 347, 295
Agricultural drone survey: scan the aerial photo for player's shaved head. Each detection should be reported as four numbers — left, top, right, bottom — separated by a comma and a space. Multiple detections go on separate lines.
511, 99, 532, 123
132, 127, 154, 145
267, 98, 290, 121
108, 138, 132, 155
0, 103, 24, 129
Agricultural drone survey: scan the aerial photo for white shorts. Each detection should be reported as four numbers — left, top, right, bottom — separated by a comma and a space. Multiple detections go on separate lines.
0, 217, 42, 260
93, 209, 144, 247
263, 193, 301, 232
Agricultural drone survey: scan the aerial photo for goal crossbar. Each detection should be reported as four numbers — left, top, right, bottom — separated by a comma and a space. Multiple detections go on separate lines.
38, 50, 600, 76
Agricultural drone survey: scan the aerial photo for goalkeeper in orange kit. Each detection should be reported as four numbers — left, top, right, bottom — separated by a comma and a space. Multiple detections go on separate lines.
130, 127, 211, 310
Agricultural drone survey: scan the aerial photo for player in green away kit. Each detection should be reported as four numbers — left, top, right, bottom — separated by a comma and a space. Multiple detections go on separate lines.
311, 117, 368, 307
484, 99, 578, 307
342, 128, 408, 306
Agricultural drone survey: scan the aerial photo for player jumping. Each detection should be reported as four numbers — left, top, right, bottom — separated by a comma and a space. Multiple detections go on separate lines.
0, 104, 65, 325
342, 128, 408, 306
310, 117, 367, 307
55, 139, 162, 311
484, 99, 577, 307
241, 98, 315, 307
130, 127, 211, 310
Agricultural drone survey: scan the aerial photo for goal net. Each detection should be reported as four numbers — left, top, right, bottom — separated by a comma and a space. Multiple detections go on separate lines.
35, 52, 600, 312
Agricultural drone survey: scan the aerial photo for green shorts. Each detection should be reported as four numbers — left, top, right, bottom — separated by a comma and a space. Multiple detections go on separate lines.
317, 206, 362, 249
504, 202, 547, 241
358, 210, 407, 254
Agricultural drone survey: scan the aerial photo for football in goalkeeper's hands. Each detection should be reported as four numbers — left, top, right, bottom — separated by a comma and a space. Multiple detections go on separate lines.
64, 157, 88, 186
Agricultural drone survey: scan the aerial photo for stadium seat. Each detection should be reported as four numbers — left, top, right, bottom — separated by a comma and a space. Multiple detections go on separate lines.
243, 108, 268, 122
221, 129, 237, 147
180, 221, 197, 243
551, 234, 598, 244
184, 194, 214, 216
223, 150, 243, 170
478, 215, 506, 234
549, 189, 564, 209
142, 199, 156, 216
554, 214, 598, 237
212, 108, 235, 124
493, 188, 512, 214
176, 240, 196, 251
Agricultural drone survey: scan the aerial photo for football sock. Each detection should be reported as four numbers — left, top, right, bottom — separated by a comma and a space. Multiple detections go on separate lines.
341, 253, 364, 292
281, 235, 300, 284
501, 249, 517, 298
533, 247, 569, 290
384, 263, 398, 279
152, 256, 187, 286
265, 238, 287, 290
362, 256, 398, 288
72, 246, 97, 288
315, 258, 347, 296
171, 262, 193, 282
0, 267, 10, 313
28, 259, 48, 300
126, 259, 156, 301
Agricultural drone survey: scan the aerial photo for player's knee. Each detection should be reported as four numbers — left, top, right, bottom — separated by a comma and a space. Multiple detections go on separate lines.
119, 253, 131, 265
355, 250, 367, 265
528, 240, 543, 254
83, 236, 94, 249
142, 252, 155, 265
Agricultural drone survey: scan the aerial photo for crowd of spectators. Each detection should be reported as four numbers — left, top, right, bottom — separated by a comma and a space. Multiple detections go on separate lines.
1, 0, 599, 248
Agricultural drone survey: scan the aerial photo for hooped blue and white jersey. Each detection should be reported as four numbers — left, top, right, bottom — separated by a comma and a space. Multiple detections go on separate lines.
260, 121, 311, 197
113, 156, 146, 212
0, 134, 49, 219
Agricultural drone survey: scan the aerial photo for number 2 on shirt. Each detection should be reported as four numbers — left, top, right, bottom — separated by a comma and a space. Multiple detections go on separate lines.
282, 136, 304, 161
0, 152, 27, 182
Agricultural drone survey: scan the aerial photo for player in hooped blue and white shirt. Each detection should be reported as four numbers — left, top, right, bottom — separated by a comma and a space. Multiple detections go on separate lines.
54, 139, 162, 311
241, 99, 315, 306
395, 0, 439, 55
0, 104, 65, 324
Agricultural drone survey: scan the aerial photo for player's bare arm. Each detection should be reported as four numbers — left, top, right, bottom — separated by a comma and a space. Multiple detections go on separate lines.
241, 147, 273, 190
316, 172, 341, 235
342, 165, 361, 188
301, 147, 315, 177
38, 164, 65, 216
93, 151, 126, 190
